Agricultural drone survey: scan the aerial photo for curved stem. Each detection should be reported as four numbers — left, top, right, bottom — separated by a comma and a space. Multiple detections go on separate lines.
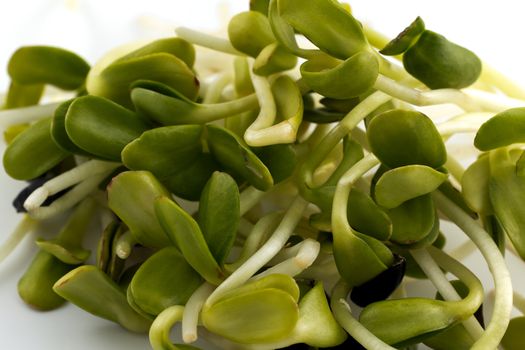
205, 196, 308, 306
433, 191, 513, 350
202, 73, 231, 104
175, 27, 244, 56
182, 282, 215, 343
410, 247, 484, 338
149, 305, 187, 350
254, 238, 320, 279
331, 280, 397, 350
244, 72, 277, 146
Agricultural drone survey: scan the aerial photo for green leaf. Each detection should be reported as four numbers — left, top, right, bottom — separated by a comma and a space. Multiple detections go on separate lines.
228, 11, 275, 57
18, 250, 74, 310
360, 298, 462, 346
278, 0, 369, 59
403, 30, 481, 89
155, 196, 223, 285
129, 247, 203, 315
54, 265, 152, 332
198, 172, 240, 265
255, 144, 297, 184
65, 95, 150, 161
3, 117, 70, 180
5, 80, 44, 109
107, 171, 172, 249
380, 17, 425, 56
207, 125, 274, 191
8, 46, 89, 90
300, 51, 379, 99
88, 53, 198, 108
461, 154, 493, 214
488, 148, 525, 260
388, 194, 437, 246
122, 124, 219, 200
202, 288, 299, 344
367, 109, 446, 169
347, 189, 392, 241
374, 165, 448, 208
250, 0, 270, 15
115, 38, 195, 68
50, 99, 92, 155
474, 107, 525, 151
253, 42, 297, 76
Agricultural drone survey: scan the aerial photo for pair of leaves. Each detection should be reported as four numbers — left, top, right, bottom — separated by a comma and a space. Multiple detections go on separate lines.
155, 171, 239, 284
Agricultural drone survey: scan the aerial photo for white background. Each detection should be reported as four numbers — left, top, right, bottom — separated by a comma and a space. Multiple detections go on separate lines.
1, 1, 525, 349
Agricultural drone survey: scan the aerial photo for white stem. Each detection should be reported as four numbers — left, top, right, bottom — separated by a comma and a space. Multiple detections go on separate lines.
0, 102, 61, 128
27, 173, 108, 220
374, 74, 523, 112
0, 215, 37, 263
182, 282, 215, 344
410, 248, 484, 339
175, 27, 244, 56
24, 160, 119, 211
433, 191, 513, 350
115, 230, 135, 259
239, 186, 265, 216
437, 112, 493, 137
205, 196, 308, 306
254, 238, 320, 279
244, 72, 277, 146
203, 73, 232, 104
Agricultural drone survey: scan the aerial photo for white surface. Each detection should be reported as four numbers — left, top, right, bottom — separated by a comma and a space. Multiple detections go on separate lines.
1, 1, 525, 349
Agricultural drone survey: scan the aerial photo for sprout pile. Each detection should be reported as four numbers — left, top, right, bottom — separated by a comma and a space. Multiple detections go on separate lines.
3, 0, 525, 349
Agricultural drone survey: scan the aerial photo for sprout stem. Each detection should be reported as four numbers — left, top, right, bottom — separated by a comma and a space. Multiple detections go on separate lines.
410, 247, 484, 339
433, 191, 513, 350
244, 72, 277, 146
149, 305, 185, 350
24, 159, 120, 211
202, 73, 232, 104
254, 238, 320, 279
182, 282, 215, 344
0, 215, 37, 263
331, 280, 397, 350
0, 101, 62, 128
175, 27, 245, 56
205, 196, 308, 306
115, 230, 136, 259
239, 186, 265, 216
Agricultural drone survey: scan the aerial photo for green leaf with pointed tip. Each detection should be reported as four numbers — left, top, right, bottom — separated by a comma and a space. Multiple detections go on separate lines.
115, 38, 195, 68
202, 288, 298, 344
502, 316, 525, 350
375, 165, 448, 208
367, 109, 446, 169
474, 107, 525, 151
216, 274, 300, 304
8, 46, 89, 90
198, 172, 240, 265
489, 148, 525, 260
107, 171, 172, 249
3, 117, 70, 180
18, 250, 74, 310
292, 282, 347, 347
301, 51, 379, 99
131, 83, 258, 126
380, 17, 425, 56
122, 124, 219, 200
155, 196, 223, 285
5, 80, 44, 108
65, 95, 150, 161
228, 11, 275, 57
278, 0, 368, 59
461, 154, 493, 214
360, 298, 461, 346
88, 53, 198, 108
207, 125, 273, 191
348, 189, 392, 241
403, 30, 481, 89
36, 239, 90, 265
50, 99, 91, 155
333, 223, 393, 287
388, 194, 437, 246
54, 265, 151, 332
253, 42, 297, 76
129, 247, 203, 316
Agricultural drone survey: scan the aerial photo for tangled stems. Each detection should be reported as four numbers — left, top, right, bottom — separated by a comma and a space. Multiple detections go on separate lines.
433, 191, 513, 350
331, 280, 396, 350
0, 101, 62, 128
205, 196, 308, 306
